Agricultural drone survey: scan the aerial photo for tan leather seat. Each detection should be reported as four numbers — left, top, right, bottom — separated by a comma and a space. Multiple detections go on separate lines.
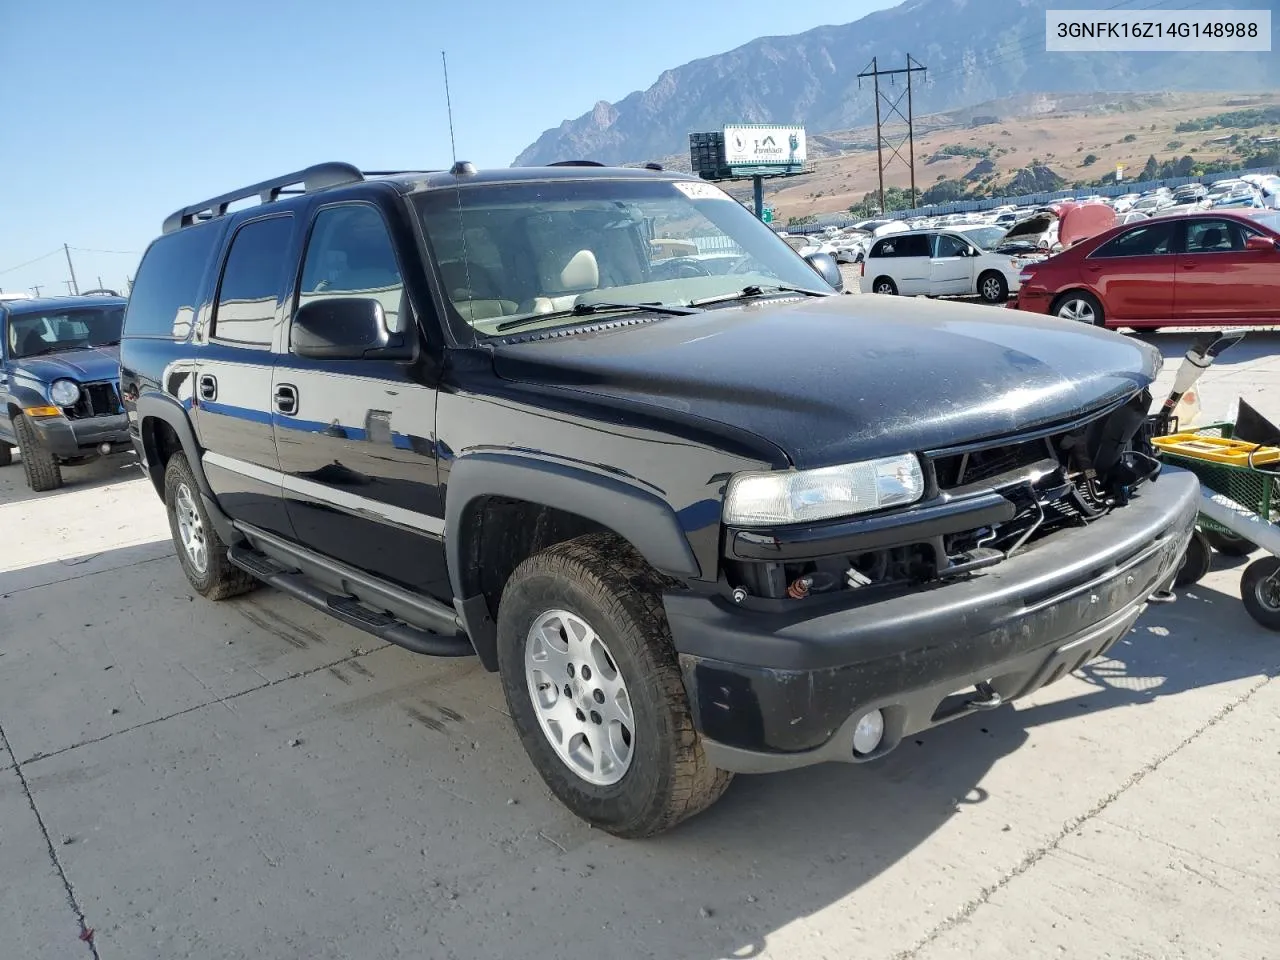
524, 249, 600, 313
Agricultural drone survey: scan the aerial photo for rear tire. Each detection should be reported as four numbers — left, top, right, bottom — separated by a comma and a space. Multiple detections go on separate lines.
14, 415, 62, 492
978, 271, 1008, 304
1175, 529, 1212, 587
163, 453, 256, 600
872, 276, 898, 296
496, 532, 732, 838
1204, 529, 1256, 557
1240, 557, 1280, 632
1051, 290, 1105, 327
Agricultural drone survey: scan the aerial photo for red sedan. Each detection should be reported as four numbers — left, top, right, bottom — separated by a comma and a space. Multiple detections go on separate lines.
1010, 210, 1280, 328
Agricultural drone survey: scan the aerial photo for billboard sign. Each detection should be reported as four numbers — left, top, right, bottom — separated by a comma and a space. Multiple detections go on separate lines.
724, 125, 806, 169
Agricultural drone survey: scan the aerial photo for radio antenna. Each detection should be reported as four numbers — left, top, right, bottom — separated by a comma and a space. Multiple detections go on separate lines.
442, 51, 458, 166
442, 50, 475, 331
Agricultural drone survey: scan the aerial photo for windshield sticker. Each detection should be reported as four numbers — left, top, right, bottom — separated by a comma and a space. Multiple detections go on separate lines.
672, 181, 731, 201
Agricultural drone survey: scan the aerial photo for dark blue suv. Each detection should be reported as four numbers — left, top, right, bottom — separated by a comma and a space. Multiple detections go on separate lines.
0, 294, 132, 491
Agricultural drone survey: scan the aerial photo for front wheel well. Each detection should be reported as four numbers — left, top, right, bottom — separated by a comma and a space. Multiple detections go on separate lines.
457, 497, 658, 670
140, 416, 184, 498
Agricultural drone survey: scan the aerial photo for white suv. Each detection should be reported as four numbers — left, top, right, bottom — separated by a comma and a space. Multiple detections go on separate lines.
861, 227, 1029, 303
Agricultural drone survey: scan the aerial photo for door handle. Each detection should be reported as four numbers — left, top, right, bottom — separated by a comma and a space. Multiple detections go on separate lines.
274, 383, 298, 416
198, 374, 217, 401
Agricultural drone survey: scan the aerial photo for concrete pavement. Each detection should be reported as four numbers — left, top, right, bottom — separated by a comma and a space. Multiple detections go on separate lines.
1, 327, 1278, 960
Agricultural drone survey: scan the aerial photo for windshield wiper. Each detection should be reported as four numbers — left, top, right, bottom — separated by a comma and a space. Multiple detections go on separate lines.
495, 300, 700, 333
26, 344, 83, 357
691, 284, 834, 307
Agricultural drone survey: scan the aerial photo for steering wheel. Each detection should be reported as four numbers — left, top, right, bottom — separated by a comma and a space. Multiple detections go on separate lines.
653, 257, 711, 280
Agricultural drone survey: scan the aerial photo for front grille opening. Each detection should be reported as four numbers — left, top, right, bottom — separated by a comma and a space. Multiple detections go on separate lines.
64, 381, 122, 420
933, 437, 1054, 489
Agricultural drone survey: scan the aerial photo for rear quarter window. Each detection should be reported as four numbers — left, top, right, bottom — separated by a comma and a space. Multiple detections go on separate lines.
873, 234, 931, 258
124, 223, 221, 339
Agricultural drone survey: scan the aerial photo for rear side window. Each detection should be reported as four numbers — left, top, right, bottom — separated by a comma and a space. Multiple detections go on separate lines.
123, 223, 220, 339
212, 216, 294, 347
872, 234, 930, 258
1090, 222, 1175, 259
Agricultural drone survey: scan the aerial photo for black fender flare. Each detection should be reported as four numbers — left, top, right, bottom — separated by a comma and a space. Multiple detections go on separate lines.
444, 452, 704, 668
134, 392, 212, 497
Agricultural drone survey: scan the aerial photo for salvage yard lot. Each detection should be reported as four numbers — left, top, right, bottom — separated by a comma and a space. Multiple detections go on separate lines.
3, 327, 1279, 960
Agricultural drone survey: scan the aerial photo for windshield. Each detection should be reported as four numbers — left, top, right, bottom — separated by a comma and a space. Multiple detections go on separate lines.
1250, 211, 1280, 232
413, 178, 828, 338
7, 306, 124, 358
958, 226, 1006, 251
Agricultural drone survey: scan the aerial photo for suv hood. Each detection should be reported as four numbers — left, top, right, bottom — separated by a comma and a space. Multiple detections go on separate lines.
491, 296, 1160, 469
9, 344, 120, 384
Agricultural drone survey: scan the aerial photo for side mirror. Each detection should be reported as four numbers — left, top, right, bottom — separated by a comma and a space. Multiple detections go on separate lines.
1245, 234, 1278, 253
803, 251, 844, 292
291, 297, 403, 360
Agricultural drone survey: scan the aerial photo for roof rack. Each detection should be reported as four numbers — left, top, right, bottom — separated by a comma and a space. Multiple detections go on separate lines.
162, 161, 365, 234
548, 160, 605, 167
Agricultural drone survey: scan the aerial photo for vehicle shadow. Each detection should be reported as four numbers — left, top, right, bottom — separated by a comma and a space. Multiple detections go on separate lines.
632, 574, 1278, 960
0, 449, 142, 507
1133, 328, 1280, 370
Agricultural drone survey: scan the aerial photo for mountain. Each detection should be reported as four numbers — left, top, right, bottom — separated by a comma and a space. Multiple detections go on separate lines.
512, 0, 1279, 167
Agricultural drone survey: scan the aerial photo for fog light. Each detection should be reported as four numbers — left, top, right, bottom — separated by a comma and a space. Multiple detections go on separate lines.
851, 709, 885, 755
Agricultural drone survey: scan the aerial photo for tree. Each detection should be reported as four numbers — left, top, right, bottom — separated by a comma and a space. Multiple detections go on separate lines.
1142, 154, 1159, 179
1122, 133, 1137, 142
1082, 154, 1098, 167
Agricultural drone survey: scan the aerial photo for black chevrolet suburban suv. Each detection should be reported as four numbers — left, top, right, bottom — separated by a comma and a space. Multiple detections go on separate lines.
120, 161, 1198, 838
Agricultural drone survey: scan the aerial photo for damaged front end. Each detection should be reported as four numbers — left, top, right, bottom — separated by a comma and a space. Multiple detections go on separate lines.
723, 389, 1163, 604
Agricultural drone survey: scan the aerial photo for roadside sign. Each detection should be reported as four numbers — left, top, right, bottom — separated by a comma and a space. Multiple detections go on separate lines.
724, 125, 806, 169
762, 208, 774, 223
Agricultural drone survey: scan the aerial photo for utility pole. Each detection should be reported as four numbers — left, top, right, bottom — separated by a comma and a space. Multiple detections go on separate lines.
858, 55, 928, 213
63, 244, 80, 295
64, 280, 76, 295
31, 284, 42, 297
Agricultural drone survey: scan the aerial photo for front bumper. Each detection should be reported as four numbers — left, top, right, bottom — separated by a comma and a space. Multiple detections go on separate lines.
31, 413, 131, 460
665, 470, 1199, 773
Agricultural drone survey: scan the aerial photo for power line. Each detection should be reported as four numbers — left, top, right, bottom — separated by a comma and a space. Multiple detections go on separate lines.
68, 246, 142, 255
0, 248, 62, 276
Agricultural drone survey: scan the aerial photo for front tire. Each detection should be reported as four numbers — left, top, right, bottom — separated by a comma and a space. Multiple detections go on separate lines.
1052, 290, 1105, 327
978, 271, 1008, 304
14, 415, 62, 492
496, 533, 731, 838
1175, 529, 1212, 587
163, 453, 256, 600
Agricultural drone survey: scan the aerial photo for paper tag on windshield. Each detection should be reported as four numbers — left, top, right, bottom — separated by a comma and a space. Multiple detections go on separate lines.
673, 181, 731, 201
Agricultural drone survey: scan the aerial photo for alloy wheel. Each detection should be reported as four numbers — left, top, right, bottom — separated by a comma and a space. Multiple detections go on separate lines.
524, 609, 634, 786
174, 481, 209, 574
1058, 298, 1097, 324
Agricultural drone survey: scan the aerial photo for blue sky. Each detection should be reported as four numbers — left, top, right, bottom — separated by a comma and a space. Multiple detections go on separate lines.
0, 0, 896, 296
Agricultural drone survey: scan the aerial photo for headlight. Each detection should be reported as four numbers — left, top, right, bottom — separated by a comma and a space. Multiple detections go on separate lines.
49, 379, 81, 407
724, 454, 925, 526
